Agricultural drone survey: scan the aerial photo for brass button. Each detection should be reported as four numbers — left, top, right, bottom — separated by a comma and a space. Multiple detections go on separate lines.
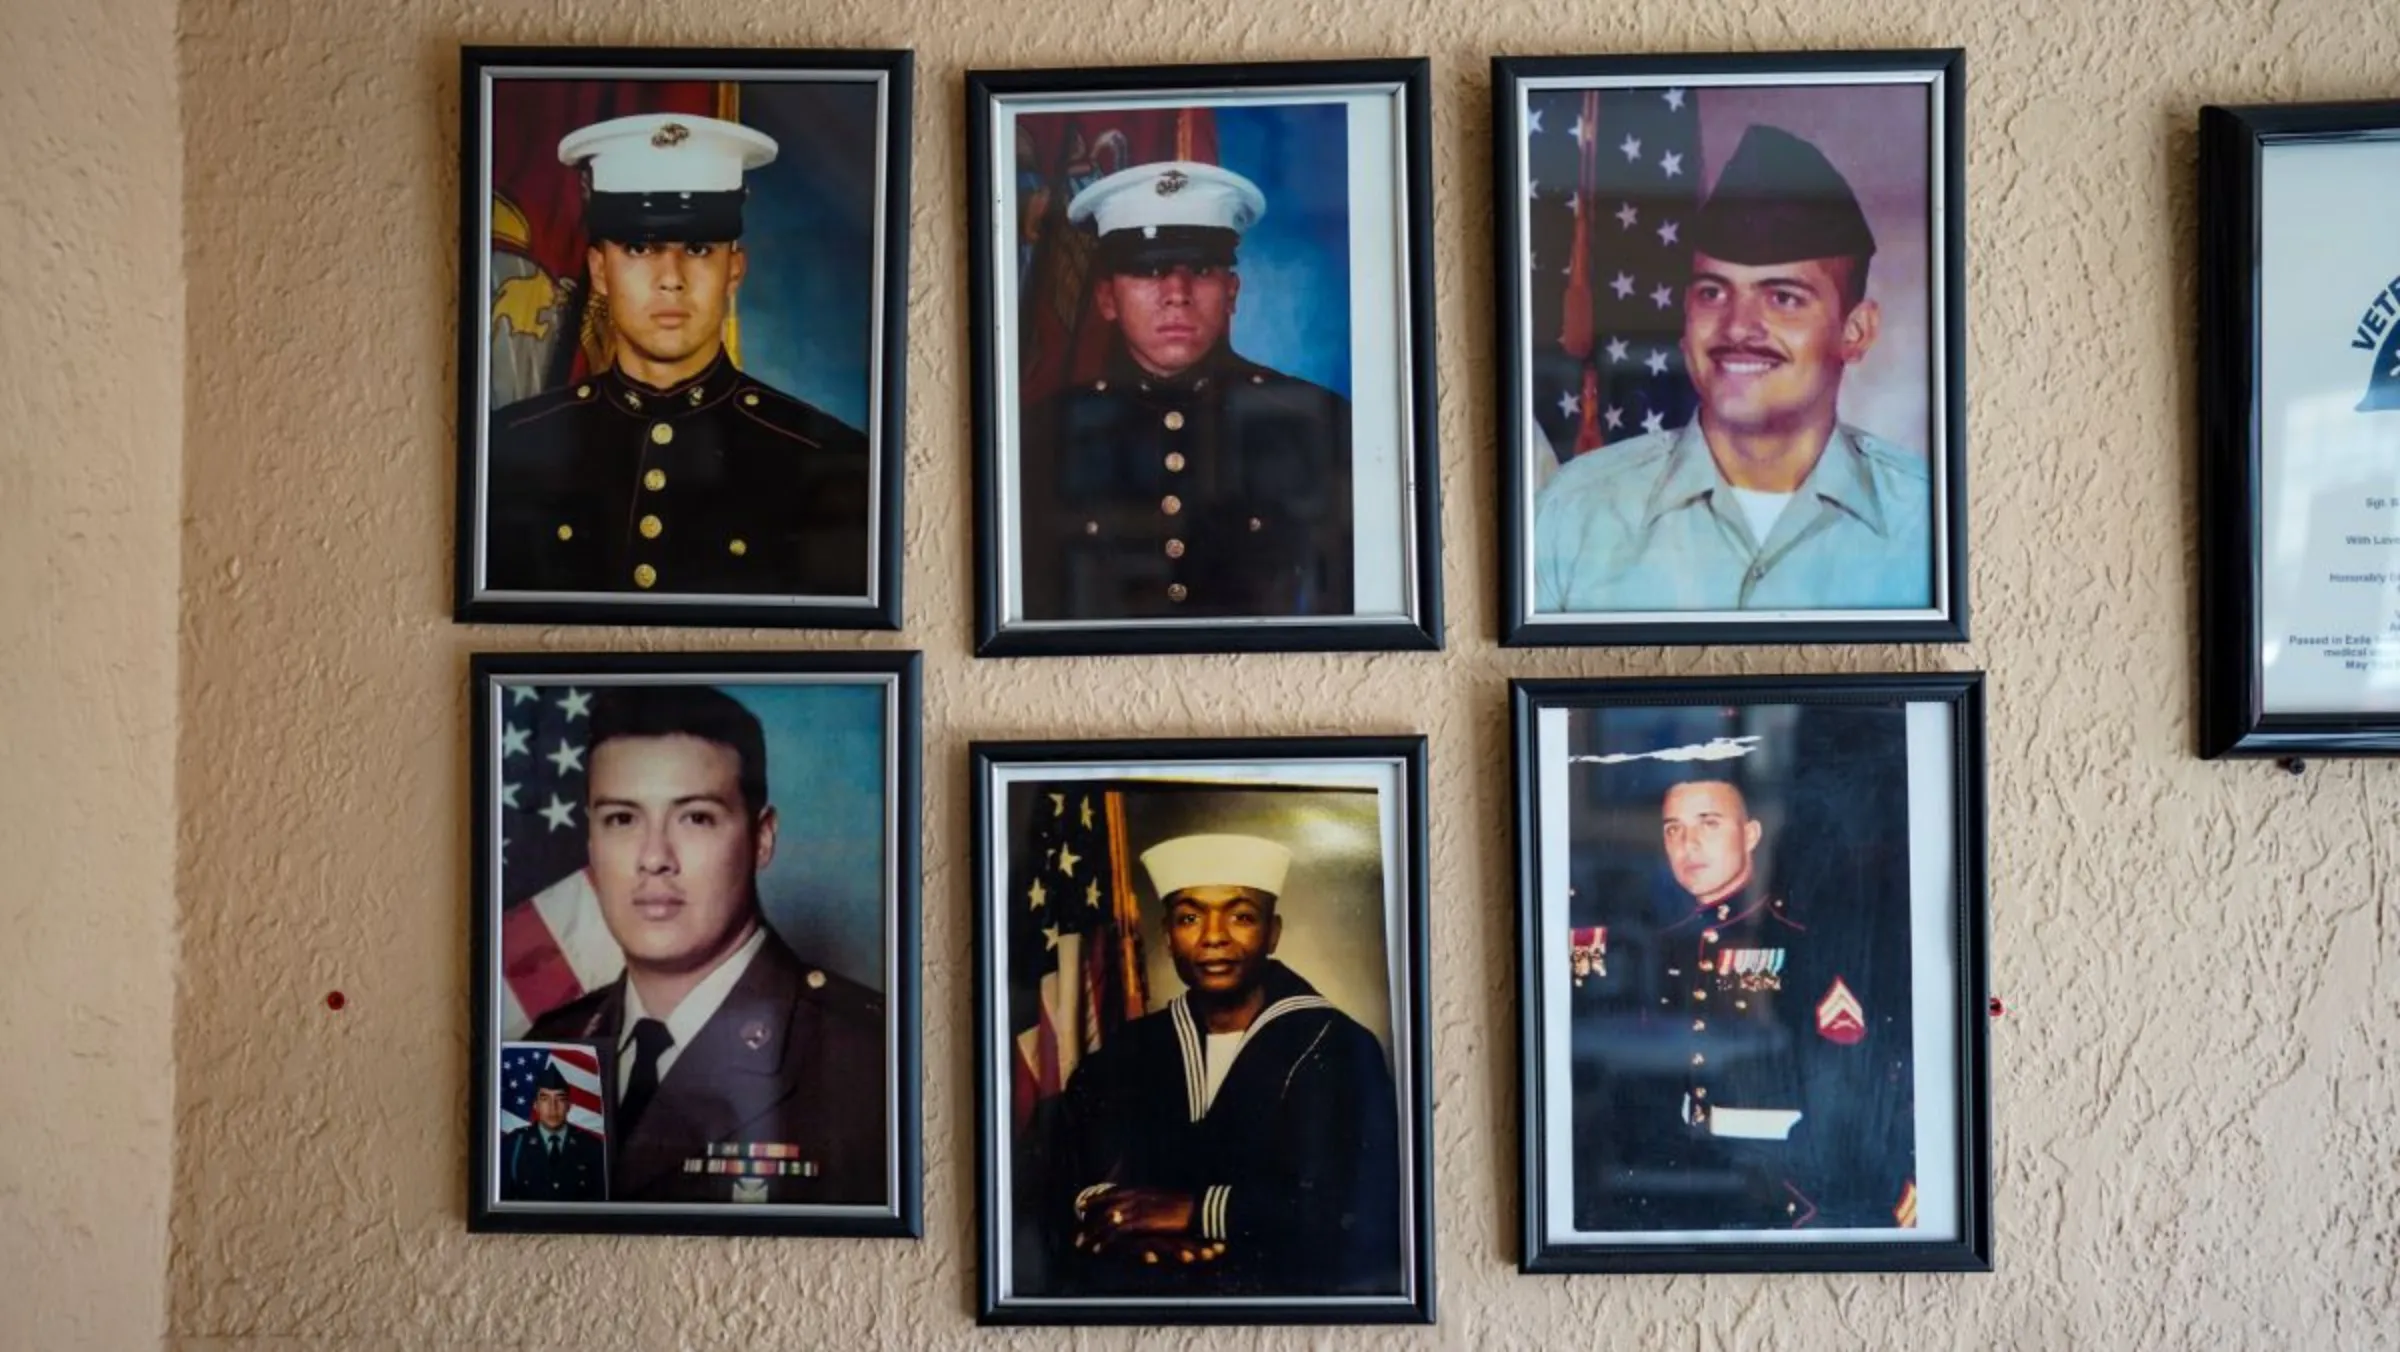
575, 384, 592, 399
1166, 583, 1188, 603
743, 392, 759, 407
1691, 1053, 1705, 1066
1083, 520, 1100, 535
1693, 989, 1706, 1001
1692, 1020, 1707, 1032
644, 468, 667, 492
1702, 929, 1719, 944
1247, 516, 1263, 532
1163, 410, 1185, 431
1094, 379, 1109, 392
555, 524, 573, 541
632, 563, 658, 589
1164, 452, 1186, 472
639, 514, 663, 539
728, 538, 747, 556
650, 423, 674, 446
1693, 1087, 1707, 1099
1161, 495, 1182, 516
1164, 538, 1185, 559
1250, 374, 1265, 385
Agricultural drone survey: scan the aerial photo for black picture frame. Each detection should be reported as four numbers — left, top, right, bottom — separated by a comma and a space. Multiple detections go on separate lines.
453, 46, 913, 630
467, 649, 922, 1237
1510, 672, 1992, 1273
970, 736, 1435, 1324
1494, 50, 1970, 647
2198, 101, 2400, 757
966, 59, 1444, 658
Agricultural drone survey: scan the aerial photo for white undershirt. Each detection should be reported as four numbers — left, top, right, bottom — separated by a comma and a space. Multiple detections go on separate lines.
1201, 1032, 1246, 1112
1728, 485, 1796, 546
618, 924, 769, 1095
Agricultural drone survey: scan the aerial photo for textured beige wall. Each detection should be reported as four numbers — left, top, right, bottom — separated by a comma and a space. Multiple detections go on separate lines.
1, 0, 183, 1347
164, 0, 2400, 1347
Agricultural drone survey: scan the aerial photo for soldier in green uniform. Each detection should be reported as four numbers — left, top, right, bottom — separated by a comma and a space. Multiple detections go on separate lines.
526, 685, 886, 1206
484, 113, 869, 600
1017, 161, 1354, 621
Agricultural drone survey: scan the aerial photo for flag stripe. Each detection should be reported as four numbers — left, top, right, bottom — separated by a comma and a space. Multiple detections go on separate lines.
500, 901, 584, 1025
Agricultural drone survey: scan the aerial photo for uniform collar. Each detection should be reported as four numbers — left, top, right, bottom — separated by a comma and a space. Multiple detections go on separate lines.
1662, 885, 1778, 934
597, 349, 741, 419
1102, 339, 1239, 395
621, 921, 769, 1057
1644, 420, 1893, 538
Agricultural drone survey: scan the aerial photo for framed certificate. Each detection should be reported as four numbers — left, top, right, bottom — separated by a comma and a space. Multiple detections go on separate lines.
2200, 101, 2400, 756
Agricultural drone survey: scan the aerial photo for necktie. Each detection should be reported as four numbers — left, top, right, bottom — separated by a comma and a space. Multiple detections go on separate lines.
619, 1018, 675, 1139
547, 1134, 561, 1162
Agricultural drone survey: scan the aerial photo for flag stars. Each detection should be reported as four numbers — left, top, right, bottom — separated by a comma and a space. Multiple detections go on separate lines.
1657, 219, 1680, 247
508, 686, 538, 707
500, 724, 530, 759
1651, 283, 1676, 310
1057, 842, 1082, 877
1556, 389, 1581, 420
1048, 792, 1066, 817
556, 688, 591, 721
1571, 113, 1595, 146
1526, 105, 1545, 135
1028, 877, 1048, 911
1643, 410, 1667, 435
1645, 349, 1672, 376
1605, 336, 1630, 364
500, 781, 520, 809
1660, 150, 1684, 179
1663, 87, 1687, 111
1525, 176, 1540, 202
1610, 272, 1635, 300
1619, 134, 1642, 162
1615, 202, 1638, 230
1079, 797, 1095, 829
538, 795, 577, 833
546, 740, 585, 776
1086, 879, 1102, 907
1604, 405, 1625, 431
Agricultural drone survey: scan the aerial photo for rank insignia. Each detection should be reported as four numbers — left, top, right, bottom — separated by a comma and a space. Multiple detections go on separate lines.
1568, 926, 1607, 984
739, 1020, 771, 1050
1816, 976, 1866, 1044
731, 1177, 769, 1204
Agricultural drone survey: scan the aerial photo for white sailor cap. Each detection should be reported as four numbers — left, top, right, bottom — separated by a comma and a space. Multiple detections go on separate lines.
1067, 161, 1267, 269
558, 113, 778, 242
1140, 834, 1293, 902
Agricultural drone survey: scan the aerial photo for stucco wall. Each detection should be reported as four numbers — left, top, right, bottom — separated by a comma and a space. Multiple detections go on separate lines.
161, 0, 2400, 1348
0, 0, 183, 1348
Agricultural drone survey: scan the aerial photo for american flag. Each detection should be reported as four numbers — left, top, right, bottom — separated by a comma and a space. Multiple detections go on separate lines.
497, 1041, 608, 1137
1009, 785, 1149, 1131
1522, 83, 1702, 462
492, 683, 626, 1039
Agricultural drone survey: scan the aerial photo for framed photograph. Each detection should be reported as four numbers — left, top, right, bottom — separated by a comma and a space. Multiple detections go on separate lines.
1496, 51, 1968, 646
967, 60, 1443, 657
454, 47, 912, 629
2199, 101, 2400, 756
970, 737, 1433, 1324
1511, 672, 1991, 1273
468, 650, 921, 1237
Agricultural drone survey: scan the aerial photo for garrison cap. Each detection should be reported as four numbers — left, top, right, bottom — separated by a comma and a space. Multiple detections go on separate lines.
534, 1061, 572, 1095
1689, 124, 1876, 269
560, 113, 778, 245
1068, 160, 1267, 272
1141, 833, 1292, 902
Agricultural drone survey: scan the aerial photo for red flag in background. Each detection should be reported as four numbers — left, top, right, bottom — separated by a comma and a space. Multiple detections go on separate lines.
1558, 90, 1605, 455
484, 79, 714, 399
1008, 788, 1150, 1132
1015, 107, 1220, 406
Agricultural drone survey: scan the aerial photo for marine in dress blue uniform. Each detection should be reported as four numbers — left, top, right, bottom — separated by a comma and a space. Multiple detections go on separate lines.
1533, 123, 1933, 615
1570, 762, 1916, 1231
1036, 835, 1403, 1296
1018, 163, 1353, 620
484, 113, 870, 599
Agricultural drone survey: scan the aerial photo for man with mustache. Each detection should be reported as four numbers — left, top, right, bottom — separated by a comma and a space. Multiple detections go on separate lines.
484, 114, 870, 600
1016, 161, 1354, 620
525, 685, 887, 1206
1040, 834, 1403, 1296
1533, 124, 1933, 614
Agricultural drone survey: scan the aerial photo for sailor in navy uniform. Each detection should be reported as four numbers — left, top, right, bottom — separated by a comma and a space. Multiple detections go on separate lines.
1017, 162, 1353, 621
484, 113, 869, 599
1039, 834, 1403, 1296
1571, 767, 1916, 1232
